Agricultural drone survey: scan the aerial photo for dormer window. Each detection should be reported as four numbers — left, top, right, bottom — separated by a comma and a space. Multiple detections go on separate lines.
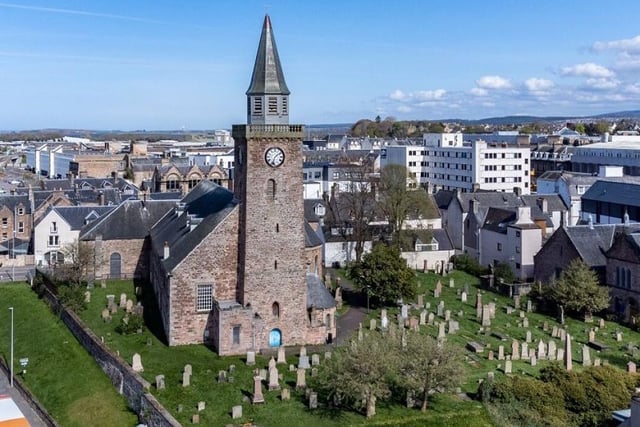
51, 221, 58, 233
17, 207, 24, 215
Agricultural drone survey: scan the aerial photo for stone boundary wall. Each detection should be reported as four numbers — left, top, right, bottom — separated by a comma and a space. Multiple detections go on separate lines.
0, 357, 60, 427
37, 276, 181, 427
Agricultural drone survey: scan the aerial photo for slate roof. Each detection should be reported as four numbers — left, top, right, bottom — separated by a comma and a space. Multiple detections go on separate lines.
482, 207, 517, 234
582, 181, 640, 207
458, 192, 522, 213
246, 15, 290, 95
303, 199, 327, 223
434, 190, 455, 210
48, 206, 115, 231
80, 199, 176, 240
432, 228, 454, 251
150, 180, 238, 272
305, 222, 323, 248
521, 194, 568, 212
29, 188, 133, 209
0, 194, 30, 213
147, 192, 183, 201
156, 164, 224, 177
306, 273, 336, 309
39, 177, 137, 193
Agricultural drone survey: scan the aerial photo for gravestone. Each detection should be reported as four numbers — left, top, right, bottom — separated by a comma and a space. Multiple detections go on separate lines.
420, 310, 427, 325
488, 302, 496, 319
565, 334, 573, 371
521, 342, 529, 360
417, 294, 424, 308
498, 345, 505, 360
381, 314, 389, 329
538, 340, 546, 360
527, 300, 532, 312
513, 295, 520, 309
84, 291, 91, 303
197, 401, 205, 412
444, 310, 451, 321
311, 354, 320, 366
110, 304, 118, 315
232, 405, 242, 419
132, 353, 143, 372
526, 331, 532, 343
268, 367, 280, 390
466, 342, 484, 353
289, 364, 295, 372
184, 364, 192, 376
119, 293, 127, 308
101, 309, 110, 321
401, 304, 409, 319
309, 392, 318, 409
557, 349, 564, 362
449, 278, 455, 288
628, 361, 636, 374
370, 318, 377, 330
438, 322, 446, 339
512, 340, 520, 360
594, 358, 601, 367
155, 374, 165, 390
464, 283, 469, 294
260, 369, 268, 381
126, 299, 133, 313
182, 371, 190, 387
311, 367, 318, 377
277, 347, 286, 364
505, 360, 512, 374
296, 368, 306, 390
435, 280, 442, 297
299, 355, 310, 369
281, 388, 290, 401
599, 318, 605, 328
218, 370, 227, 383
437, 301, 445, 317
461, 292, 467, 303
324, 351, 332, 360
543, 321, 548, 332
552, 326, 559, 338
334, 286, 343, 308
488, 351, 494, 361
268, 357, 276, 370
192, 414, 199, 424
548, 340, 557, 360
476, 293, 483, 318
106, 294, 115, 307
481, 305, 491, 327
409, 316, 419, 331
588, 329, 595, 343
530, 354, 537, 367
520, 311, 525, 319
522, 318, 529, 329
560, 329, 567, 342
617, 332, 623, 342
246, 351, 256, 366
428, 312, 435, 325
252, 375, 265, 404
448, 320, 458, 334
582, 344, 591, 366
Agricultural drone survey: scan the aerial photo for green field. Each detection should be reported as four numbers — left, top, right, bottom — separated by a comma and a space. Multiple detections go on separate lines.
0, 283, 138, 427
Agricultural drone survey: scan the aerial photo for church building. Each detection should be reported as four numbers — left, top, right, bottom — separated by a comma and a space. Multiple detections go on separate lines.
147, 15, 336, 355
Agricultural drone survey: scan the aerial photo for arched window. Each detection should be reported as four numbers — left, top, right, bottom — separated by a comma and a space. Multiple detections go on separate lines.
314, 255, 319, 274
272, 302, 280, 318
267, 179, 276, 200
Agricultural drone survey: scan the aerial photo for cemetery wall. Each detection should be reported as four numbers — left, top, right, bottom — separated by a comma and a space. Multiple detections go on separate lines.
37, 278, 181, 427
401, 249, 455, 271
0, 357, 60, 427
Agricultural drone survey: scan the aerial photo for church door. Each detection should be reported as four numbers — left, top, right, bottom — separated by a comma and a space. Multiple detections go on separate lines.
110, 252, 121, 279
268, 329, 282, 347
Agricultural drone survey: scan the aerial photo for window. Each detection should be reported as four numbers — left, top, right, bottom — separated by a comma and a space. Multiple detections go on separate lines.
497, 242, 502, 251
274, 260, 278, 270
253, 97, 263, 114
188, 177, 200, 189
232, 325, 241, 345
48, 235, 59, 247
272, 302, 280, 318
276, 223, 279, 233
167, 178, 179, 190
268, 97, 278, 114
1, 218, 7, 228
196, 284, 213, 311
516, 231, 521, 237
332, 172, 340, 179
282, 97, 288, 114
267, 179, 276, 200
17, 208, 24, 215
515, 263, 521, 270
515, 246, 520, 254
1, 232, 6, 240
314, 172, 321, 179
17, 222, 23, 233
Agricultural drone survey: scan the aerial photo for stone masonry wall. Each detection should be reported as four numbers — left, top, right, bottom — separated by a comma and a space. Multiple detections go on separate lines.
86, 238, 148, 279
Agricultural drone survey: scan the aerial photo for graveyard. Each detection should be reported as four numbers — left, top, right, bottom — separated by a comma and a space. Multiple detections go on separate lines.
3, 269, 640, 426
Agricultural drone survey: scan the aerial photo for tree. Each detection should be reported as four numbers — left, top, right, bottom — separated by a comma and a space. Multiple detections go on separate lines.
399, 334, 464, 411
314, 331, 395, 418
547, 259, 609, 319
349, 243, 416, 306
56, 239, 94, 289
494, 262, 516, 284
378, 165, 435, 245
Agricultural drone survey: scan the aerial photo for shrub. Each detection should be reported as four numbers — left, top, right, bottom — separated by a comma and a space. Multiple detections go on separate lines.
57, 285, 87, 312
116, 312, 145, 335
452, 254, 488, 277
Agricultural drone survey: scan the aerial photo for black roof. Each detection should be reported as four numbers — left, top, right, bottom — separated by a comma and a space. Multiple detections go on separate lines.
150, 180, 238, 272
432, 228, 454, 251
80, 199, 175, 240
305, 222, 323, 248
482, 207, 517, 234
582, 180, 640, 207
0, 194, 30, 213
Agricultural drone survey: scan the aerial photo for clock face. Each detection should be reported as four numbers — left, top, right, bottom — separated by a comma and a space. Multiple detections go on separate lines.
265, 147, 285, 167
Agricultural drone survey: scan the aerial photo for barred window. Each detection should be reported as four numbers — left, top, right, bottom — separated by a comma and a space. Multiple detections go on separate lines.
196, 284, 213, 311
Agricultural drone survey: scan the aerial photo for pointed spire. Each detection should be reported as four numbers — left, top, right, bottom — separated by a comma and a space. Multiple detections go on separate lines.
246, 14, 290, 96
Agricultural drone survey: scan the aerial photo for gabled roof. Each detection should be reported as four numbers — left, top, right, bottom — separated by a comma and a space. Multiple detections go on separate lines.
521, 194, 568, 213
305, 222, 323, 248
150, 180, 238, 272
303, 199, 327, 223
246, 14, 290, 96
432, 228, 454, 251
40, 177, 137, 193
0, 194, 30, 213
458, 192, 522, 213
306, 273, 336, 309
80, 199, 175, 240
562, 224, 625, 267
582, 180, 640, 207
482, 207, 516, 234
41, 205, 115, 231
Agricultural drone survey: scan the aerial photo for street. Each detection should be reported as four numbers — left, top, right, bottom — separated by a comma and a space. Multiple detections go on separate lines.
0, 266, 35, 283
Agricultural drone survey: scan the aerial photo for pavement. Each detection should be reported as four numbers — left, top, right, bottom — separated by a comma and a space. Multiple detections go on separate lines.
0, 368, 47, 427
0, 266, 35, 283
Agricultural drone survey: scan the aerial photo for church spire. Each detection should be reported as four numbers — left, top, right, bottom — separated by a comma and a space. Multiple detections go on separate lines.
246, 14, 290, 125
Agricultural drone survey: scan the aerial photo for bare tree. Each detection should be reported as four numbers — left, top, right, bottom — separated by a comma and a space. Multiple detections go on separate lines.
57, 239, 94, 288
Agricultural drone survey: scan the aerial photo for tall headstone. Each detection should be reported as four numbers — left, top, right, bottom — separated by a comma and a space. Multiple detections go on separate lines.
182, 371, 190, 387
419, 310, 427, 325
132, 353, 143, 372
511, 340, 520, 360
505, 359, 512, 374
588, 329, 595, 343
530, 353, 537, 367
521, 342, 529, 360
401, 304, 409, 319
437, 301, 445, 317
296, 368, 306, 390
498, 345, 505, 360
548, 340, 557, 360
268, 367, 280, 390
526, 299, 532, 312
582, 344, 591, 367
444, 310, 451, 321
417, 294, 424, 308
277, 347, 286, 364
155, 374, 165, 390
268, 357, 276, 370
481, 305, 491, 327
311, 354, 320, 366
309, 392, 318, 409
232, 405, 243, 419
628, 361, 637, 374
252, 375, 265, 404
184, 364, 192, 376
438, 322, 446, 339
538, 340, 546, 360
119, 293, 127, 308
564, 333, 573, 371
461, 291, 467, 303
476, 293, 483, 318
449, 278, 455, 288
526, 331, 532, 343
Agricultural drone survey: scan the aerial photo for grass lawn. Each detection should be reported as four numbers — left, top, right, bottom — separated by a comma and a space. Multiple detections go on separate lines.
0, 283, 138, 427
77, 279, 495, 426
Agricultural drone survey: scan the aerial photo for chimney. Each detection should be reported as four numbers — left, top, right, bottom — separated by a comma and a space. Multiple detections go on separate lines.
513, 186, 522, 196
515, 206, 532, 224
469, 199, 478, 214
588, 214, 594, 230
163, 241, 170, 259
99, 191, 105, 206
537, 197, 548, 213
49, 146, 55, 178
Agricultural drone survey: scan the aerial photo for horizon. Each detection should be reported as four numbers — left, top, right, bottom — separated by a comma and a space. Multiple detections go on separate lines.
1, 1, 640, 130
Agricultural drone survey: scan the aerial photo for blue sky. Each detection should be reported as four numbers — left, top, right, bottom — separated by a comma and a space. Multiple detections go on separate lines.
1, 1, 640, 130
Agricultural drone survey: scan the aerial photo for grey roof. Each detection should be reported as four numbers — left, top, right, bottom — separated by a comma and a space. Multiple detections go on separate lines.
434, 190, 455, 210
582, 180, 640, 207
80, 199, 175, 240
457, 192, 522, 213
306, 274, 336, 309
0, 194, 30, 213
305, 222, 323, 248
432, 228, 454, 251
40, 177, 137, 193
147, 192, 183, 201
150, 180, 238, 272
304, 199, 326, 223
560, 224, 640, 267
521, 194, 568, 213
246, 15, 290, 96
38, 205, 115, 231
482, 207, 516, 234
29, 188, 133, 209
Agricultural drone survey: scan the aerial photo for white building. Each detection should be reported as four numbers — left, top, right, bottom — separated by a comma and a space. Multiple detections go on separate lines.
571, 134, 640, 176
380, 133, 531, 194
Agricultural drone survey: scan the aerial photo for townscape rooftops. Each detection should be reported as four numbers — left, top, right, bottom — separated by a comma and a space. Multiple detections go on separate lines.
582, 180, 640, 207
150, 180, 237, 272
0, 194, 30, 213
42, 205, 115, 231
39, 177, 136, 193
561, 224, 639, 267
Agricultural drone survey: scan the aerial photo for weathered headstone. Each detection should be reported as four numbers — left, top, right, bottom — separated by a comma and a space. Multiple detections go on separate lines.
599, 318, 605, 328
588, 329, 595, 343
437, 301, 444, 317
252, 375, 265, 404
420, 310, 427, 325
232, 405, 242, 419
427, 312, 435, 325
511, 340, 520, 360
334, 286, 343, 309
182, 371, 190, 387
476, 293, 483, 318
513, 295, 520, 309
409, 316, 419, 331
526, 330, 532, 343
369, 318, 377, 330
521, 342, 529, 360
268, 367, 280, 390
526, 299, 532, 312
381, 313, 389, 329
289, 364, 295, 372
299, 354, 310, 369
628, 361, 637, 374
126, 299, 134, 313
277, 347, 286, 364
542, 321, 548, 332
556, 348, 564, 362
565, 333, 573, 371
582, 344, 591, 366
617, 332, 623, 342
155, 374, 165, 390
461, 291, 467, 303
417, 294, 424, 308
246, 351, 256, 366
192, 414, 199, 424
552, 326, 559, 338
560, 329, 567, 342
522, 318, 529, 329
449, 278, 455, 288
218, 370, 227, 383
268, 357, 276, 370
444, 310, 451, 321
119, 293, 127, 308
438, 322, 446, 339
401, 304, 409, 319
101, 309, 110, 321
481, 305, 491, 327
281, 388, 290, 401
548, 340, 557, 360
311, 354, 320, 366
197, 401, 205, 412
296, 368, 306, 390
309, 392, 318, 409
184, 364, 192, 376
324, 351, 332, 360
488, 351, 494, 361
530, 353, 537, 367
132, 353, 143, 372
84, 291, 91, 303
505, 359, 512, 374
498, 345, 505, 360
435, 280, 442, 297
538, 340, 546, 360
259, 369, 268, 381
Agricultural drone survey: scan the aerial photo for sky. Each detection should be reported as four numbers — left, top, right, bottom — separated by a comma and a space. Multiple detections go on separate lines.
1, 1, 640, 130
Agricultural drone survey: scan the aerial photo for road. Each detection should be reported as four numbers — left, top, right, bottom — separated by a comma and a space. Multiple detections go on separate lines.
0, 368, 47, 427
0, 266, 35, 283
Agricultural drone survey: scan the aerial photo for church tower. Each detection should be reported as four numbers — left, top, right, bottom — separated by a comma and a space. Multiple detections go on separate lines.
232, 15, 308, 348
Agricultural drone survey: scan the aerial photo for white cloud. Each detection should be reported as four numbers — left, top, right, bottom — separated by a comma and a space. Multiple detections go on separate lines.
476, 75, 512, 90
560, 62, 615, 78
524, 78, 554, 92
389, 89, 408, 101
592, 35, 640, 53
470, 87, 488, 96
397, 105, 413, 113
585, 78, 619, 90
413, 89, 446, 101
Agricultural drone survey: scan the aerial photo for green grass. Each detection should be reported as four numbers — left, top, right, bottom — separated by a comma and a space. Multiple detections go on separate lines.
0, 283, 138, 427
77, 279, 495, 426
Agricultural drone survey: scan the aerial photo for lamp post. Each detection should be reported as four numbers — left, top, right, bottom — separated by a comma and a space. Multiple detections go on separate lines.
9, 306, 13, 387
